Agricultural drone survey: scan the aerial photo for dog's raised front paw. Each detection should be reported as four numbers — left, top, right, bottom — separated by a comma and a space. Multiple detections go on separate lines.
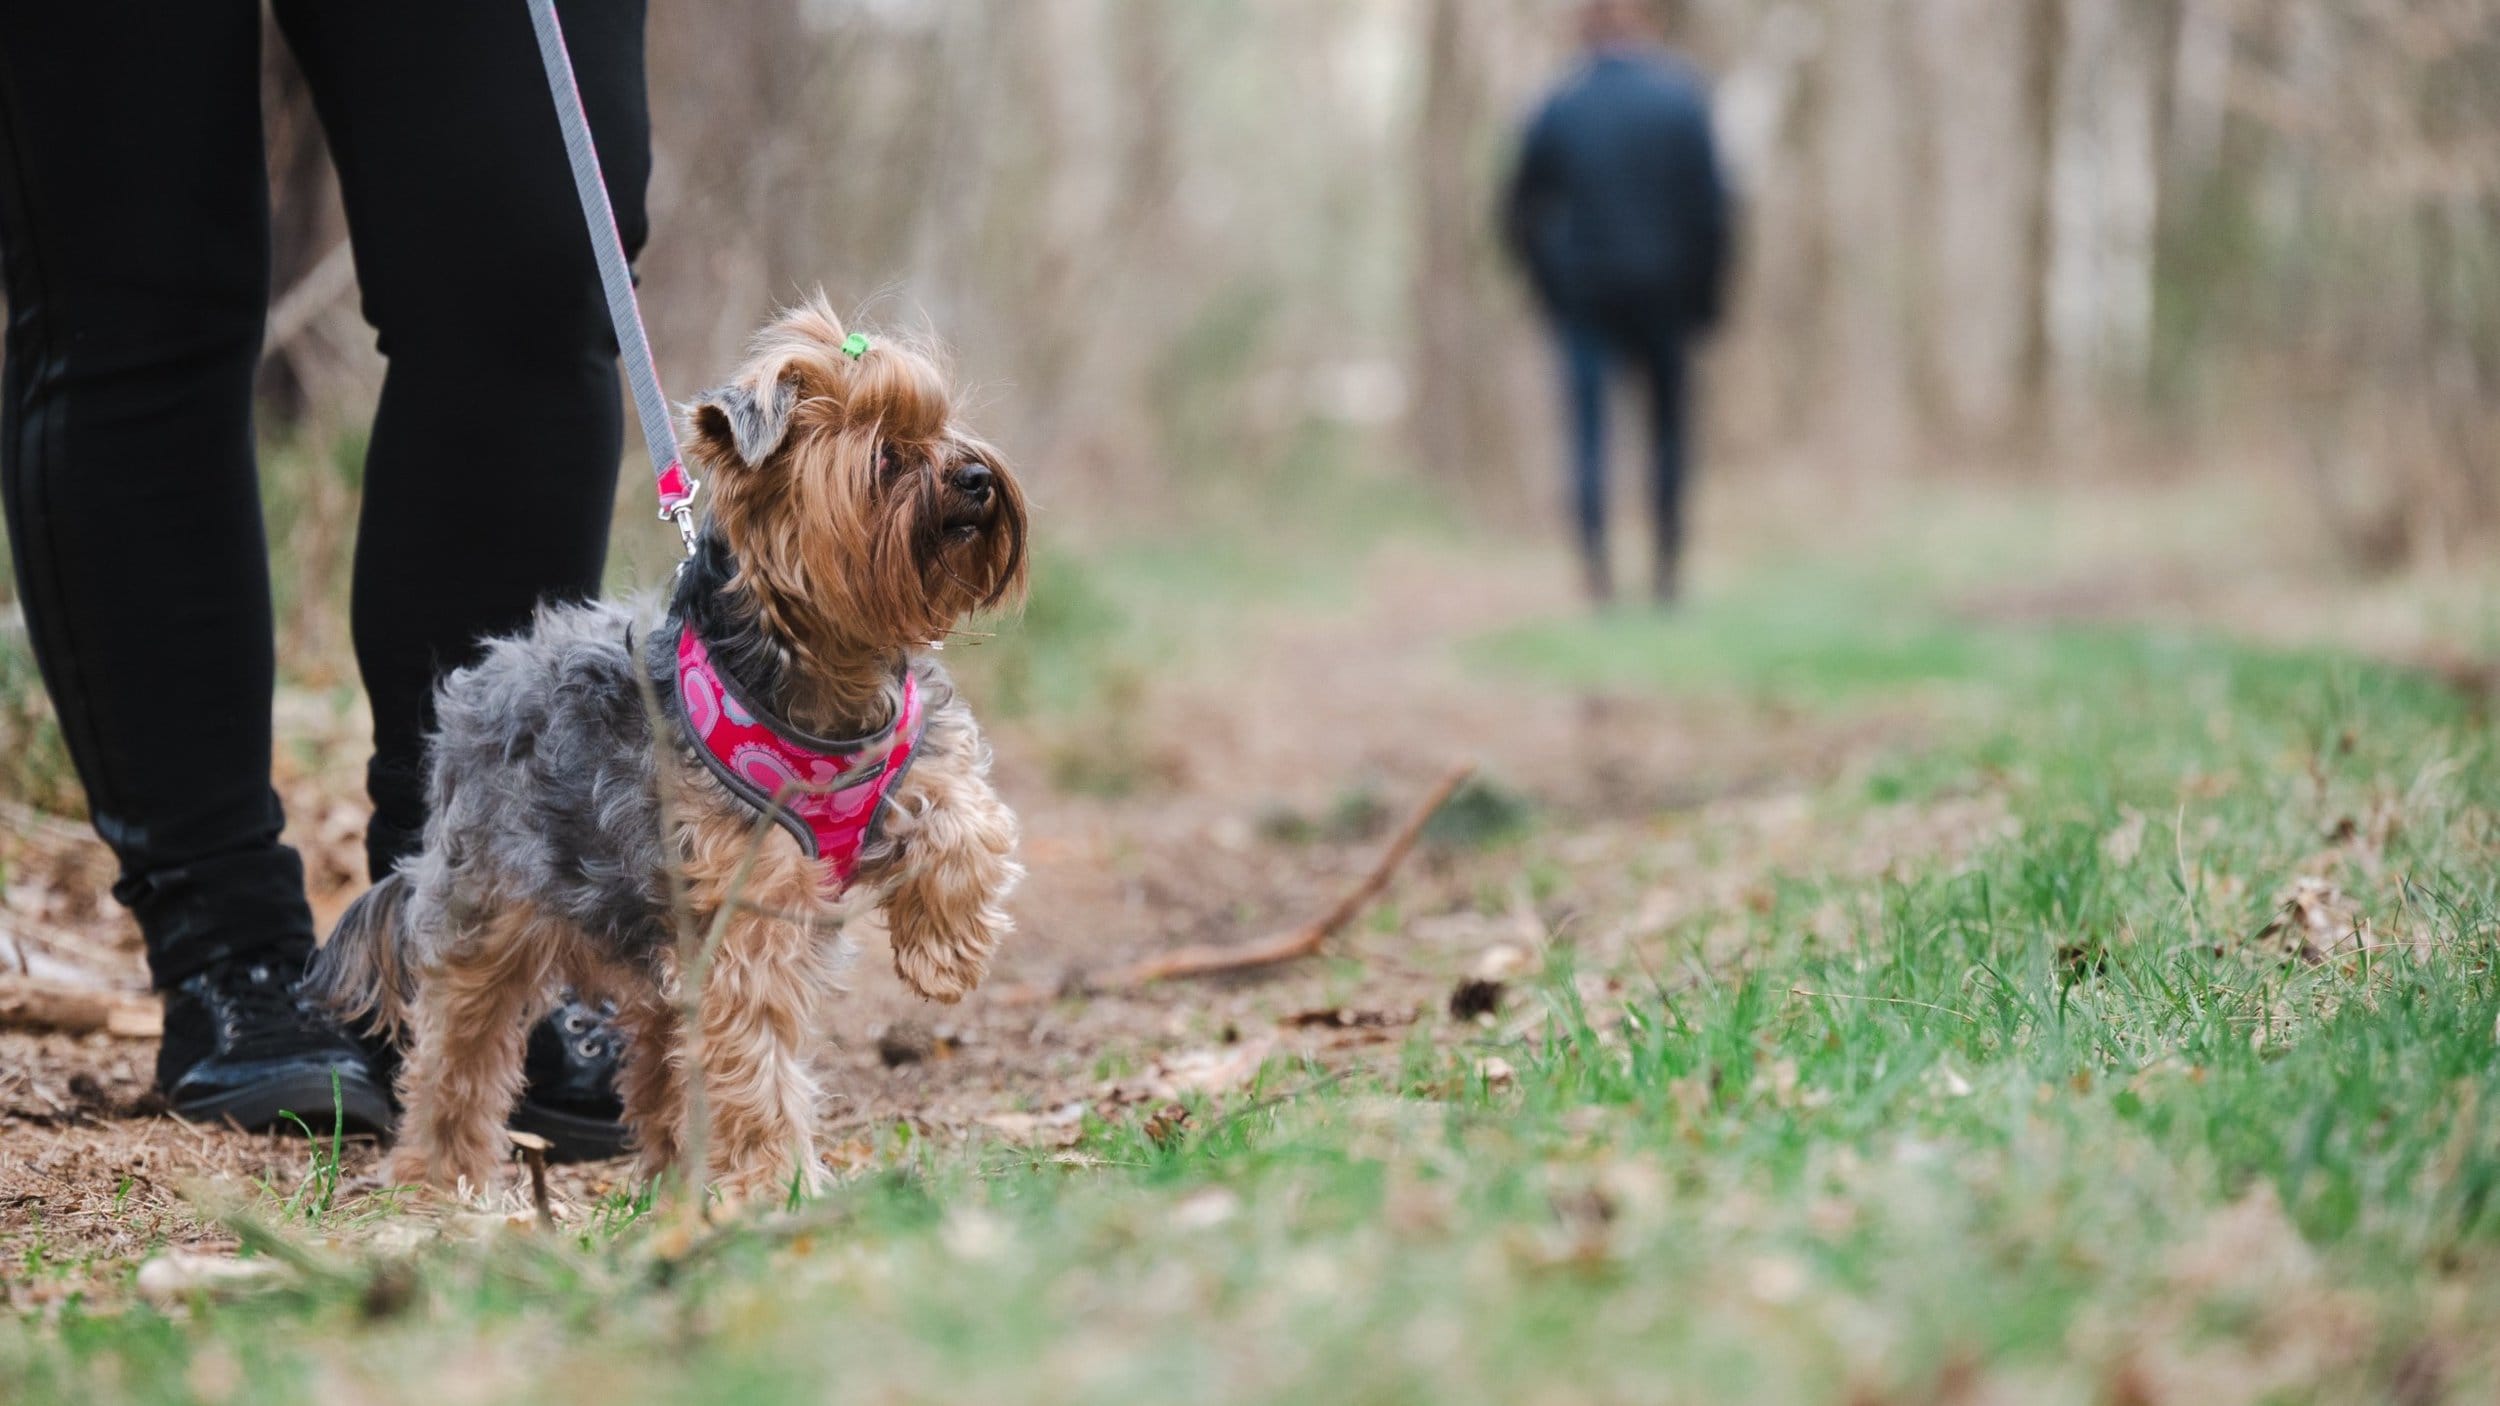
891, 936, 989, 1004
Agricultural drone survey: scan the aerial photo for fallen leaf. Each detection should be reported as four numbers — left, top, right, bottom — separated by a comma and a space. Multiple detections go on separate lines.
1103, 1037, 1276, 1104
1281, 1007, 1406, 1031
876, 1020, 945, 1067
1473, 942, 1535, 982
978, 1102, 1089, 1147
1143, 1102, 1194, 1149
2255, 876, 2356, 965
1169, 1187, 1239, 1231
136, 1253, 288, 1306
820, 1137, 877, 1173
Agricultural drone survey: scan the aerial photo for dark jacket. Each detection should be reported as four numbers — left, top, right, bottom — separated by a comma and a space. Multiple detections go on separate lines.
1503, 49, 1732, 332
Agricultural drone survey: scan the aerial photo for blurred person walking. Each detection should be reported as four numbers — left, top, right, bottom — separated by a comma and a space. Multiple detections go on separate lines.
1504, 0, 1732, 606
0, 0, 646, 1150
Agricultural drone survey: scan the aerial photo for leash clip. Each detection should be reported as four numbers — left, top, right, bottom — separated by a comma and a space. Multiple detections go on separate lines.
654, 457, 701, 556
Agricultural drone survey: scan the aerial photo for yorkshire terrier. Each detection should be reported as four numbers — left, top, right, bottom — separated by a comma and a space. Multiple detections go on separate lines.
313, 300, 1028, 1197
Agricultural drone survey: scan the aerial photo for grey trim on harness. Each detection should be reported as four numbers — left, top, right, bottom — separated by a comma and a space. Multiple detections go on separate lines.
649, 621, 928, 869
700, 632, 911, 760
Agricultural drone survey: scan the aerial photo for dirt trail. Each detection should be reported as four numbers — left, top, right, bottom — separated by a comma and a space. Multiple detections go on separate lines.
1, 542, 1903, 1275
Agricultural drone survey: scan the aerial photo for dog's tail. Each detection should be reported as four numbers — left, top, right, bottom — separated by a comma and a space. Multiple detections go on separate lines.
306, 870, 420, 1045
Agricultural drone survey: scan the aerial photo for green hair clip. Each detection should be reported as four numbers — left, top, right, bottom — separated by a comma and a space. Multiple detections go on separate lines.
842, 332, 872, 361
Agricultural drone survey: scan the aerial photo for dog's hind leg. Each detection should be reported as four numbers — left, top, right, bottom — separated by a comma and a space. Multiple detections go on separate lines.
388, 907, 554, 1195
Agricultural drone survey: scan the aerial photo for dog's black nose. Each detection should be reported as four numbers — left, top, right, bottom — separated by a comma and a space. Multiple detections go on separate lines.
954, 461, 994, 501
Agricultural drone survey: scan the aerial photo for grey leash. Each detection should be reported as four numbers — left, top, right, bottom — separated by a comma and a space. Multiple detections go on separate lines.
522, 0, 699, 554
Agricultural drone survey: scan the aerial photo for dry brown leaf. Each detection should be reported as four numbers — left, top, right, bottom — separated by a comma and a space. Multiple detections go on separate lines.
2256, 877, 2357, 965
1473, 942, 1536, 982
1143, 1102, 1194, 1149
976, 1102, 1089, 1147
875, 1020, 959, 1067
1280, 1007, 1406, 1031
1101, 1036, 1277, 1105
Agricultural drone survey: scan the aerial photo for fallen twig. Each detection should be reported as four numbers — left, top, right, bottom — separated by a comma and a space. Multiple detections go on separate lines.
1104, 762, 1474, 985
510, 1131, 556, 1230
993, 763, 1475, 1003
0, 976, 160, 1038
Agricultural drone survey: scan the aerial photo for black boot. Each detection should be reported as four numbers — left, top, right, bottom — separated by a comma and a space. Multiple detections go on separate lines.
158, 951, 395, 1135
511, 997, 630, 1163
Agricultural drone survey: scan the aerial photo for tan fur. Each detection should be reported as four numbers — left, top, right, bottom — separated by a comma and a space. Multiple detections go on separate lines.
389, 903, 557, 1192
694, 300, 1026, 731
857, 701, 1023, 1003
609, 980, 688, 1183
384, 300, 1026, 1200
669, 789, 849, 1195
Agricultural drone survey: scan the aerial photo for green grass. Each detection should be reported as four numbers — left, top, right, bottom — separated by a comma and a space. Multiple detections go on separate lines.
11, 518, 2500, 1402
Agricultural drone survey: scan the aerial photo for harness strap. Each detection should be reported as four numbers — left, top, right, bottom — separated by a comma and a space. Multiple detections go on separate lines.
523, 0, 698, 555
668, 625, 927, 893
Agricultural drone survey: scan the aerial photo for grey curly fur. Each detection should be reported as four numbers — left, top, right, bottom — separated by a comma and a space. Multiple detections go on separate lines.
308, 535, 957, 1043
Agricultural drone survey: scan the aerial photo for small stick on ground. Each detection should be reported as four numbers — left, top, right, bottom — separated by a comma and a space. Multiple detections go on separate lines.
1042, 763, 1476, 997
510, 1131, 556, 1229
0, 977, 160, 1038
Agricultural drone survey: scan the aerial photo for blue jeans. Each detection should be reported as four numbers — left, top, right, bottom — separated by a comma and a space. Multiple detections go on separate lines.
1560, 315, 1692, 589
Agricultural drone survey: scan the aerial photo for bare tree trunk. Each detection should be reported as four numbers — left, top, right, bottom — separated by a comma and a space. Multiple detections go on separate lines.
2045, 0, 2164, 439
257, 29, 350, 427
1815, 0, 1914, 467
1910, 0, 2042, 451
1409, 0, 1516, 510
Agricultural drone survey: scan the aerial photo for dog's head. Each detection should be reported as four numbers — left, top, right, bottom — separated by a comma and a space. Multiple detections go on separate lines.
686, 299, 1028, 658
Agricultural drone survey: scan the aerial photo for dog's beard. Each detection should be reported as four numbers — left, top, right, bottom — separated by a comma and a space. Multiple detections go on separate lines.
687, 299, 1028, 671
717, 466, 1026, 682
922, 470, 1027, 624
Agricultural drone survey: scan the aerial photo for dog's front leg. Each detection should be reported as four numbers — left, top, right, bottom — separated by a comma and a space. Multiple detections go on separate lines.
861, 706, 1021, 1004
689, 894, 839, 1202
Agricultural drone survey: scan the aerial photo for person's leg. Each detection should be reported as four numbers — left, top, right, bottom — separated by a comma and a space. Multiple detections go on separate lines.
0, 2, 388, 1127
272, 0, 648, 882
275, 0, 649, 1160
1637, 326, 1693, 604
1558, 316, 1614, 603
0, 1, 302, 985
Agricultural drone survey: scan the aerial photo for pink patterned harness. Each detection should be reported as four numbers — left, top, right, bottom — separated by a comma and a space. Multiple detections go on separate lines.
671, 627, 924, 893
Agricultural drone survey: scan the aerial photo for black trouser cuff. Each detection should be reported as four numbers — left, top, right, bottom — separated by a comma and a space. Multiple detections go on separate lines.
117, 844, 317, 990
364, 755, 428, 881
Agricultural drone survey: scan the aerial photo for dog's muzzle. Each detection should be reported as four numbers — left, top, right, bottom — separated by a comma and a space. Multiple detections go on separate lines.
943, 462, 996, 533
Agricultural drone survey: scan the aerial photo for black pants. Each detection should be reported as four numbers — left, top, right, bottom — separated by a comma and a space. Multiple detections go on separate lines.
0, 0, 648, 987
1558, 308, 1693, 582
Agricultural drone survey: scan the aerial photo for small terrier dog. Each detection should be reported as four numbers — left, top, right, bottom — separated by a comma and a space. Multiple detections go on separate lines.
314, 300, 1028, 1197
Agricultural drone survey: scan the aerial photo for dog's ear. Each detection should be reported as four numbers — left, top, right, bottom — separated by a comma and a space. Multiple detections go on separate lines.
688, 375, 798, 470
